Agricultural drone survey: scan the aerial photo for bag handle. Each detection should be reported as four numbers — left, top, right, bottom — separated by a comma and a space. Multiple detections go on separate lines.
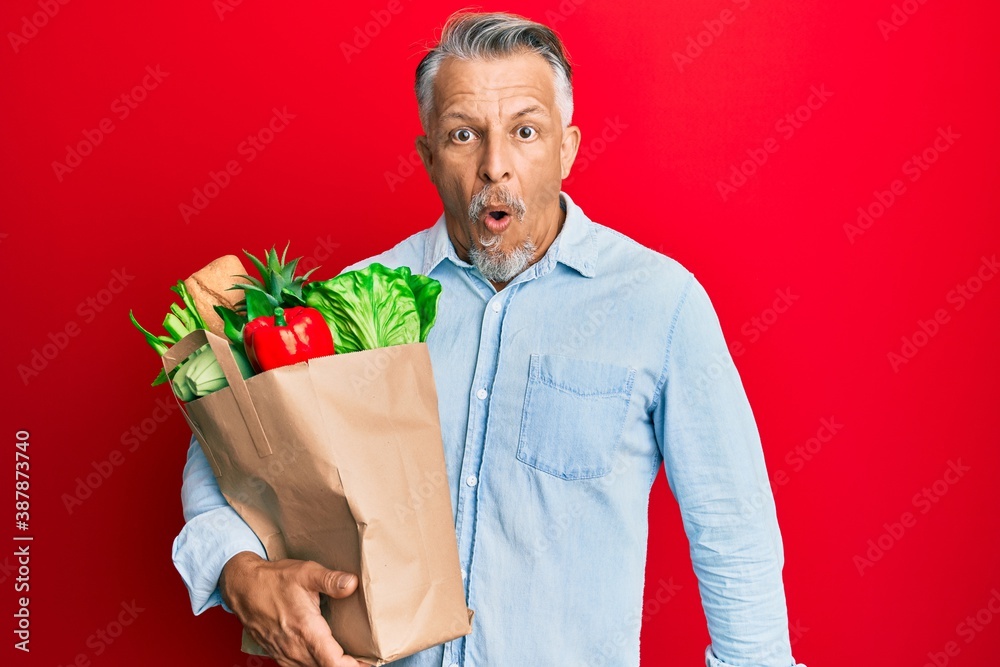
162, 328, 274, 461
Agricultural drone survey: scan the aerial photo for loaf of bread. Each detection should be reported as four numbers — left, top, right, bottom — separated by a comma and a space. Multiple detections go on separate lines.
184, 255, 249, 338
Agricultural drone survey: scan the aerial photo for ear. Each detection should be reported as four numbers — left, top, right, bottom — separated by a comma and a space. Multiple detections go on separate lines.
415, 135, 433, 182
559, 125, 582, 180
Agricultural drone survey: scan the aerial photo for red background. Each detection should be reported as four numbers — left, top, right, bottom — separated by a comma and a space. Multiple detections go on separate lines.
3, 0, 999, 665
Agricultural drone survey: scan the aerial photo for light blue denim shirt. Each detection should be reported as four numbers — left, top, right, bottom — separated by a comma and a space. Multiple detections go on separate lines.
172, 191, 805, 667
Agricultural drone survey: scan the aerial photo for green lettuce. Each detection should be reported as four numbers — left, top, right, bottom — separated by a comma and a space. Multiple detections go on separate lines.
302, 263, 442, 353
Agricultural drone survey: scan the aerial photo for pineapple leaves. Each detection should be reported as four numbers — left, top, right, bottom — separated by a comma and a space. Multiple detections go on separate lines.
242, 249, 269, 287
236, 243, 315, 318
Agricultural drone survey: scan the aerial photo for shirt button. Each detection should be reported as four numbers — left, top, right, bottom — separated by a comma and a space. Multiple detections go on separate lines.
491, 301, 501, 313
460, 568, 467, 579
466, 474, 478, 487
476, 388, 487, 400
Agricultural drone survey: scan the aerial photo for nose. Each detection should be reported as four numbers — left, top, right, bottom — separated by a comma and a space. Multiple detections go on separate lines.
478, 132, 512, 184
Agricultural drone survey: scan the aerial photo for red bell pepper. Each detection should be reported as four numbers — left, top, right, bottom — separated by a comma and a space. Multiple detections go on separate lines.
243, 306, 335, 372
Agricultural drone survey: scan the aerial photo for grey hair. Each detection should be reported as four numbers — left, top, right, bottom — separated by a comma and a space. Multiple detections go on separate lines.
415, 11, 574, 131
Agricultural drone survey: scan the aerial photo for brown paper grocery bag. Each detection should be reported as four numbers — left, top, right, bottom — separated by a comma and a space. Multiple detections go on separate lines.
163, 329, 473, 666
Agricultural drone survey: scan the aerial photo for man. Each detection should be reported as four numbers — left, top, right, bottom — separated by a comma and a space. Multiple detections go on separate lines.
172, 11, 806, 667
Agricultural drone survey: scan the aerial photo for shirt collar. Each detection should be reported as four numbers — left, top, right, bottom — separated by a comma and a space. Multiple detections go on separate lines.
421, 190, 597, 279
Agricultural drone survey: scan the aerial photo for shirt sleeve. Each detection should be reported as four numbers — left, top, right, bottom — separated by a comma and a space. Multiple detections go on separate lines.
171, 433, 266, 616
651, 274, 806, 667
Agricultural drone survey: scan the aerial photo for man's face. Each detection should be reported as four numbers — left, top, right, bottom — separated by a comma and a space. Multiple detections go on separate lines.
416, 51, 580, 285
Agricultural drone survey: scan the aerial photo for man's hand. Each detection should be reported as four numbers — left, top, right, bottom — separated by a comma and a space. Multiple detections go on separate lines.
220, 551, 372, 667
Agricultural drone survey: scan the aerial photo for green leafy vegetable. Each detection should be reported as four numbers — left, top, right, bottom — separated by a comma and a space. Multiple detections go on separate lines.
130, 279, 253, 394
397, 266, 443, 343
302, 263, 442, 353
171, 343, 251, 399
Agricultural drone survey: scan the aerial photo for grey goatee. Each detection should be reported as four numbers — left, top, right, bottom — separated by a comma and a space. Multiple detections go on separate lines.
466, 184, 535, 283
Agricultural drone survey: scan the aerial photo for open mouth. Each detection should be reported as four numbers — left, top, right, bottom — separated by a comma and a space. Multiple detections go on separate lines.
481, 207, 513, 233
479, 203, 513, 234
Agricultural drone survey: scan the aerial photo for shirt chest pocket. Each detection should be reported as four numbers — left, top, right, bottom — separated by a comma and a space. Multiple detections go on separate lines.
516, 353, 637, 480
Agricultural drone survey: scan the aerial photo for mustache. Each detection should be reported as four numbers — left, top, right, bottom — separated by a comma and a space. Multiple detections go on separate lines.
467, 184, 527, 223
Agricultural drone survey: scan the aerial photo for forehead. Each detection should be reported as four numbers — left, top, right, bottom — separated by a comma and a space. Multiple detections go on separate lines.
432, 51, 557, 118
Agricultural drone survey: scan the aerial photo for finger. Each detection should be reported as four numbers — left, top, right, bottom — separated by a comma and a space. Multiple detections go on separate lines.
301, 562, 359, 599
331, 652, 369, 667
301, 613, 363, 667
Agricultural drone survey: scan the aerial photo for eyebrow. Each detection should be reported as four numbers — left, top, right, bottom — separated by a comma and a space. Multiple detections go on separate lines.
439, 111, 476, 123
438, 105, 550, 124
511, 105, 549, 120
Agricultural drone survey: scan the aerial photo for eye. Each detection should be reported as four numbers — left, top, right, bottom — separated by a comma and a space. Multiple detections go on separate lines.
452, 128, 475, 143
517, 126, 537, 140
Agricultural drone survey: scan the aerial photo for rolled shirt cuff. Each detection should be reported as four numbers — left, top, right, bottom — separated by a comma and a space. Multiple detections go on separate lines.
171, 506, 266, 616
705, 644, 807, 667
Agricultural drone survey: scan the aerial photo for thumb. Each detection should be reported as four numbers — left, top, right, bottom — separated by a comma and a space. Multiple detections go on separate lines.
303, 562, 359, 599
